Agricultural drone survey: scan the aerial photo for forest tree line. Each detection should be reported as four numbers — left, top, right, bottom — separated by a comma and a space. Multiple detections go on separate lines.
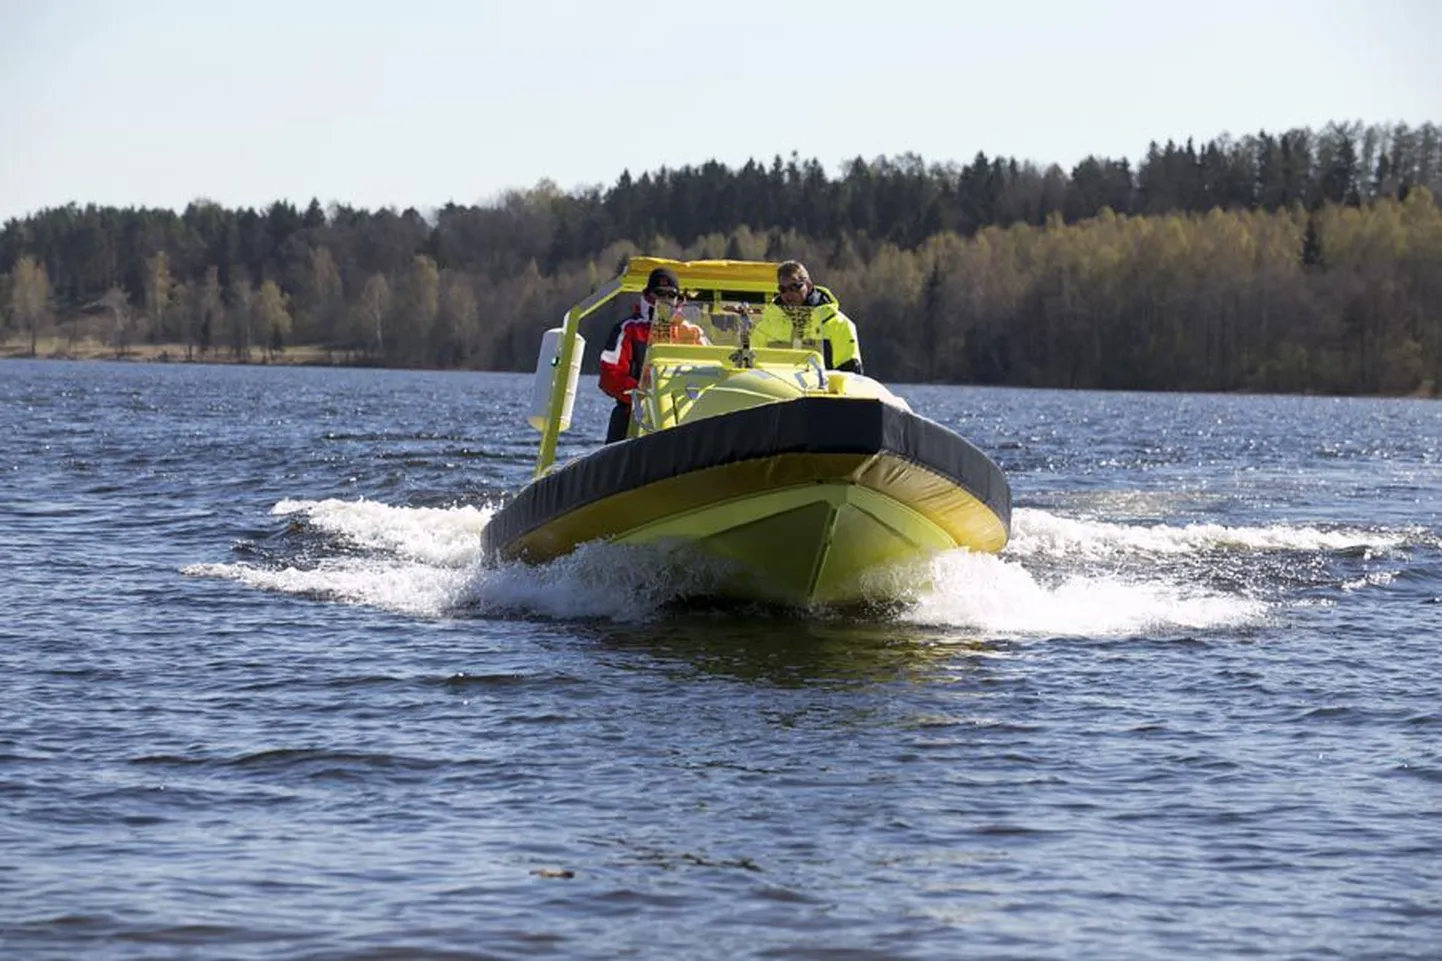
2, 120, 1440, 394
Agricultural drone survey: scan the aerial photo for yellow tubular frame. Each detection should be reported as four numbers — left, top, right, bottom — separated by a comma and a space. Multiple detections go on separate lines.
533, 258, 783, 477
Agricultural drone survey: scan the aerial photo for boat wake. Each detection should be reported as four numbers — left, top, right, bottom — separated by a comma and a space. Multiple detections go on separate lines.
1006, 508, 1411, 558
183, 498, 493, 616
183, 498, 1419, 636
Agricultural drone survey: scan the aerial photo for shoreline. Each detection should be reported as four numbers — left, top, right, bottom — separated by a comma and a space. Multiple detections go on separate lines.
1, 337, 356, 367
2, 338, 1435, 400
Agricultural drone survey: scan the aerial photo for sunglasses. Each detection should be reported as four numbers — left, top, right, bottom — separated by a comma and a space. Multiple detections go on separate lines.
651, 288, 680, 300
778, 281, 807, 293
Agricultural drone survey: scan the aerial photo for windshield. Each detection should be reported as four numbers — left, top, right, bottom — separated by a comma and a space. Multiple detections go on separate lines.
650, 298, 823, 354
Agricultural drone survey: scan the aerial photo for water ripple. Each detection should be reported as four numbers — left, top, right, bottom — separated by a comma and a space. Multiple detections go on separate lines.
3, 362, 1441, 960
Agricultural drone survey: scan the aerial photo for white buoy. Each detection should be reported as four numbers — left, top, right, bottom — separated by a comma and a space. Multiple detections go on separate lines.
527, 327, 584, 432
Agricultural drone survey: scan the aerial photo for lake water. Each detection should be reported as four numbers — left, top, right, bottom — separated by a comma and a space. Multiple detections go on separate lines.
2, 358, 1439, 960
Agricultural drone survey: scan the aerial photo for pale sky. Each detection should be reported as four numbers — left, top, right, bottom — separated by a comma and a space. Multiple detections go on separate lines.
2, 0, 1438, 223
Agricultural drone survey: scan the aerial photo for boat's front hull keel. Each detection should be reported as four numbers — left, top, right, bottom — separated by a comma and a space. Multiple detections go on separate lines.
617, 478, 956, 605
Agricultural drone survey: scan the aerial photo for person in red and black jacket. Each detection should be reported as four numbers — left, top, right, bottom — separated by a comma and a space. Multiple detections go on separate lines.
598, 267, 709, 443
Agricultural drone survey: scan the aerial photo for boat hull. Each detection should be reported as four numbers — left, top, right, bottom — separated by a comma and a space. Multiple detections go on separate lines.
482, 397, 1010, 606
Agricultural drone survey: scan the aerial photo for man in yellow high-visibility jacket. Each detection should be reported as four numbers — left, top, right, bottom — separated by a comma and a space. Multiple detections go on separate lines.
750, 260, 864, 374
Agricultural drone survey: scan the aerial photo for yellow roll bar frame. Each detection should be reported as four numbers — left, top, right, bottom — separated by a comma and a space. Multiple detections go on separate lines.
534, 257, 782, 477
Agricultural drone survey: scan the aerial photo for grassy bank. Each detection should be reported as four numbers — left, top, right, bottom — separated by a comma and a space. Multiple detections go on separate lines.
1, 336, 343, 366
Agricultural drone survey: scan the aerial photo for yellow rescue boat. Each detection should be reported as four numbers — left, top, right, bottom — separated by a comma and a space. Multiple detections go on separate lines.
480, 257, 1010, 606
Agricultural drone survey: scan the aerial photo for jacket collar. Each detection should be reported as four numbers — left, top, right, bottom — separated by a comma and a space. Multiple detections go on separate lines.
773, 285, 836, 308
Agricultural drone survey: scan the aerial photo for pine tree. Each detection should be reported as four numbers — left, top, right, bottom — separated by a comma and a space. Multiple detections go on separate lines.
1301, 216, 1324, 270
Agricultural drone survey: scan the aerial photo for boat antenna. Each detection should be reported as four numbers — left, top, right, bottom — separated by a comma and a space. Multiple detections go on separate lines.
730, 303, 755, 369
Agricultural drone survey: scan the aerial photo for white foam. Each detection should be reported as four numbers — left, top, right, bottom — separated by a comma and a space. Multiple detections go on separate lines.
183, 559, 469, 616
1341, 570, 1397, 592
902, 549, 1265, 637
272, 497, 492, 568
184, 500, 1386, 632
1009, 508, 1405, 559
454, 540, 725, 622
186, 500, 717, 621
183, 498, 492, 617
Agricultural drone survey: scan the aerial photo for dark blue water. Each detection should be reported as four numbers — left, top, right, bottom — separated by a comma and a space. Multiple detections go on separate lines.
3, 358, 1440, 960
